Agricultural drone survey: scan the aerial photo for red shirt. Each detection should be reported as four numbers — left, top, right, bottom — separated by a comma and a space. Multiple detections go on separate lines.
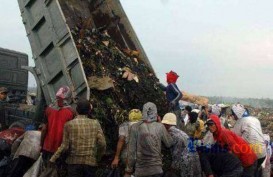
43, 106, 74, 153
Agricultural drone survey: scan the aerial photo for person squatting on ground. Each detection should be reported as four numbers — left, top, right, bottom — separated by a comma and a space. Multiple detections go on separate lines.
161, 113, 202, 177
125, 102, 173, 177
206, 115, 257, 177
40, 86, 75, 172
159, 71, 183, 129
232, 104, 267, 177
111, 109, 142, 169
50, 99, 106, 177
198, 143, 243, 177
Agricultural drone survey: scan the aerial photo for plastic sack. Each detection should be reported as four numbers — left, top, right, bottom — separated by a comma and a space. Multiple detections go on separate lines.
23, 154, 58, 177
107, 169, 121, 177
23, 155, 43, 177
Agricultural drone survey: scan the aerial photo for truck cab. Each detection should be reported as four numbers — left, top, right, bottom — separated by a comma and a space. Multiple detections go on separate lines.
0, 47, 36, 130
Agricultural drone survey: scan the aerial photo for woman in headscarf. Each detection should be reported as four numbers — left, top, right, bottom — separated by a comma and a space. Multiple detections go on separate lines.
111, 109, 142, 169
40, 86, 75, 167
206, 114, 257, 177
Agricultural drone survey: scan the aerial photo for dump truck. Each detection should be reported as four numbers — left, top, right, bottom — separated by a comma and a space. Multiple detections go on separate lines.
0, 47, 37, 129
17, 0, 168, 173
17, 0, 154, 105
0, 47, 28, 103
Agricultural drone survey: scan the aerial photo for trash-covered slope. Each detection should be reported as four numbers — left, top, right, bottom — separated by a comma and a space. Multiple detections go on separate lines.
72, 20, 168, 154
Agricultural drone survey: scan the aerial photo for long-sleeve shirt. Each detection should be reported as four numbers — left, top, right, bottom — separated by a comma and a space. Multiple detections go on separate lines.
159, 83, 182, 110
169, 126, 202, 177
126, 121, 173, 176
50, 115, 106, 166
232, 116, 266, 159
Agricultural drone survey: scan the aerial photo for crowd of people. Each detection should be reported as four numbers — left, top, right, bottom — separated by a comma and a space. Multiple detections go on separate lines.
0, 70, 271, 177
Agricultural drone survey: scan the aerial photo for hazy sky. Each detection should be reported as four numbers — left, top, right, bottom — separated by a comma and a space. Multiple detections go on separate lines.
0, 1, 273, 98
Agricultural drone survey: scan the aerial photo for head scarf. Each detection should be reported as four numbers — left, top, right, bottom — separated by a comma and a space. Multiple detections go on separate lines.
55, 86, 72, 107
129, 109, 142, 122
208, 114, 222, 140
231, 104, 246, 119
211, 104, 221, 116
166, 71, 179, 84
142, 102, 158, 123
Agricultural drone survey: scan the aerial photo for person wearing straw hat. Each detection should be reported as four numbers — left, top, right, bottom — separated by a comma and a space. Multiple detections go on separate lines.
162, 113, 202, 177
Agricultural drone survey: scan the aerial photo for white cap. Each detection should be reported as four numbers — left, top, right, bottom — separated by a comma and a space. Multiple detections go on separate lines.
192, 109, 200, 114
162, 113, 177, 126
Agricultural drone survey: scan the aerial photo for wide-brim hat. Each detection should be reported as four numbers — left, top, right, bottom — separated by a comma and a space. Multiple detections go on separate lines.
162, 113, 177, 125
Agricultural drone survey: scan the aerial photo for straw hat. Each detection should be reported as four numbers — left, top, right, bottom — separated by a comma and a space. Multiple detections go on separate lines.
162, 113, 177, 125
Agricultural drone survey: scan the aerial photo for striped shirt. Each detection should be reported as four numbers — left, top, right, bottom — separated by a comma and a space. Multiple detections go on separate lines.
50, 115, 106, 166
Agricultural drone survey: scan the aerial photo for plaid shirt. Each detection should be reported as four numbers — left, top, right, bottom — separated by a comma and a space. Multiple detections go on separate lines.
50, 115, 106, 166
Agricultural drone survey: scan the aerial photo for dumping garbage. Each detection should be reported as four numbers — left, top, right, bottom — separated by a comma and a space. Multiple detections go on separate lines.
71, 19, 168, 173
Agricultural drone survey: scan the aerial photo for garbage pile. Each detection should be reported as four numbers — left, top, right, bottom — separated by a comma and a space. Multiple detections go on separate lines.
71, 19, 168, 164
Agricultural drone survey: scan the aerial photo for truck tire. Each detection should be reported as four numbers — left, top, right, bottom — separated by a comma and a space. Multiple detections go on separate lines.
9, 121, 26, 129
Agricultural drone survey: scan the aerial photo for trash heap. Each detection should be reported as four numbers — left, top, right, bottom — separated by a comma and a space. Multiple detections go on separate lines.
71, 20, 168, 170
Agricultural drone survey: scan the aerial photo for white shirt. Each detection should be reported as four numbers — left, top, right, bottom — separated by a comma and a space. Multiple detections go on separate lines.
233, 116, 266, 159
14, 131, 41, 160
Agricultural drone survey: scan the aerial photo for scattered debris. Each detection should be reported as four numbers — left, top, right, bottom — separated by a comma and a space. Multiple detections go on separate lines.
88, 76, 115, 91
71, 19, 168, 164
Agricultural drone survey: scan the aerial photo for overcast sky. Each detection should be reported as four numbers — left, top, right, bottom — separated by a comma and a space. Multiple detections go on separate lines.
0, 1, 273, 98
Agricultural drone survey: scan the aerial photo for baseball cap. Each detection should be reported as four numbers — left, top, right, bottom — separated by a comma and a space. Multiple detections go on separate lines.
0, 87, 8, 94
205, 119, 215, 125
